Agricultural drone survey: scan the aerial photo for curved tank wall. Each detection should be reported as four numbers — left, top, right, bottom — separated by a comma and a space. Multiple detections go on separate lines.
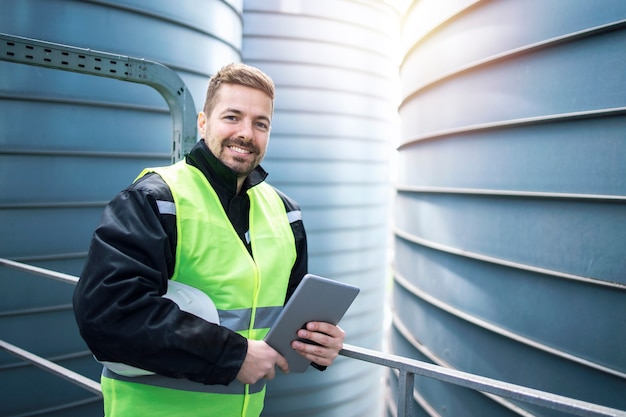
241, 1, 400, 416
0, 1, 241, 415
391, 0, 626, 416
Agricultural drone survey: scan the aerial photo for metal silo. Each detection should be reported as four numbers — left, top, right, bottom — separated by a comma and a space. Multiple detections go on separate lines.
241, 1, 400, 416
392, 0, 626, 416
0, 1, 241, 415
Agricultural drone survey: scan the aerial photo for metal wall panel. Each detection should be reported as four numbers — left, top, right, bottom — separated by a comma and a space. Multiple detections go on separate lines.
392, 0, 626, 415
0, 1, 241, 415
241, 1, 400, 416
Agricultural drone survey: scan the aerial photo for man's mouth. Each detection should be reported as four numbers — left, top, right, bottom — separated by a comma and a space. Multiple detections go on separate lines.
228, 145, 252, 155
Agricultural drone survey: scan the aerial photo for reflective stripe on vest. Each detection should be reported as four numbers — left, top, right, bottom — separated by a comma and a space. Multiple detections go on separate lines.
218, 305, 283, 332
102, 367, 266, 395
101, 162, 297, 417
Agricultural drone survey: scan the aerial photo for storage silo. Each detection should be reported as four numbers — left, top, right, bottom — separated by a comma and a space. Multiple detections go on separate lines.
0, 1, 241, 415
241, 1, 400, 416
392, 0, 626, 416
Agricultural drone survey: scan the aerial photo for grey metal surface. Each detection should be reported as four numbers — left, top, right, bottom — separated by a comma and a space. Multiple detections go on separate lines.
393, 0, 626, 416
241, 1, 400, 416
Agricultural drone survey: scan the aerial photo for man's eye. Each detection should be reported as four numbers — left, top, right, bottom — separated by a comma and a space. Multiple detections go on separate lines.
256, 122, 269, 130
224, 115, 237, 121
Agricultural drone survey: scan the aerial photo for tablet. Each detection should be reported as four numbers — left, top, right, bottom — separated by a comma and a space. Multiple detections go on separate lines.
264, 274, 360, 372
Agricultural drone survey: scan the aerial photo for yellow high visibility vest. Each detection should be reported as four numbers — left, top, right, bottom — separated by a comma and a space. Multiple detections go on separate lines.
102, 161, 297, 417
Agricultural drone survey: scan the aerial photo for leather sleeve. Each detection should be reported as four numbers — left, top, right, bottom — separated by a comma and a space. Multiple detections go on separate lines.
72, 173, 247, 386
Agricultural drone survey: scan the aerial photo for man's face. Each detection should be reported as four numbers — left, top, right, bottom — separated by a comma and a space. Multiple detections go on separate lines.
198, 83, 272, 179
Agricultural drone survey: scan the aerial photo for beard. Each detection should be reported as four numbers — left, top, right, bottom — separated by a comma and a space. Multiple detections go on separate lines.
216, 137, 263, 177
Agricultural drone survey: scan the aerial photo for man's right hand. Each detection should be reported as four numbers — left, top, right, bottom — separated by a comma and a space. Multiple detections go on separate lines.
236, 340, 289, 384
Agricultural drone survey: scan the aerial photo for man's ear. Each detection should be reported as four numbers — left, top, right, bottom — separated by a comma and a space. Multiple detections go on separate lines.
197, 111, 207, 137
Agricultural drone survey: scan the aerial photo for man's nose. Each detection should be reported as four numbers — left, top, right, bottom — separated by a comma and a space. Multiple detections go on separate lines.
237, 121, 254, 141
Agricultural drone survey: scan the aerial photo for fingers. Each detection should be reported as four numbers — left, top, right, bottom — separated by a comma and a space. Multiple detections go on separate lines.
300, 322, 345, 348
291, 322, 345, 367
265, 365, 276, 381
306, 321, 341, 335
236, 340, 288, 384
275, 354, 289, 375
237, 323, 344, 385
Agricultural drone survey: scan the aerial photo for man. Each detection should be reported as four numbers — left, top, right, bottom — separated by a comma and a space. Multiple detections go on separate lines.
73, 63, 345, 417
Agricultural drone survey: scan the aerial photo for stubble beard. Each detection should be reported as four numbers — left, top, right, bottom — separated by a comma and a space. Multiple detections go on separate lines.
221, 138, 260, 177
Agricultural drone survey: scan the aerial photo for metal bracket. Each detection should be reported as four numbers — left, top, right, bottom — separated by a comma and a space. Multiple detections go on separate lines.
0, 32, 197, 162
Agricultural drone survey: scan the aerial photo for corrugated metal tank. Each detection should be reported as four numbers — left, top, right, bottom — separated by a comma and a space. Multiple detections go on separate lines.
241, 1, 400, 416
0, 1, 240, 415
391, 0, 626, 416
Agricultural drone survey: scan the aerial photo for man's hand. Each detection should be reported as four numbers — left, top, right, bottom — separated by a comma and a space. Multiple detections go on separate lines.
291, 322, 345, 367
236, 340, 289, 384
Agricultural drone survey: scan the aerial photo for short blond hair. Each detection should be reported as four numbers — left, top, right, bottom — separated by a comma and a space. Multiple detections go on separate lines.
203, 63, 275, 116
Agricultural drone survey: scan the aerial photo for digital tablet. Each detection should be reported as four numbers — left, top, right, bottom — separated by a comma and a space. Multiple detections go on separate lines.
264, 274, 360, 372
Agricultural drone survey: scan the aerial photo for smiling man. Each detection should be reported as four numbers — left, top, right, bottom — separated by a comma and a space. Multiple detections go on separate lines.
200, 82, 271, 191
73, 63, 345, 417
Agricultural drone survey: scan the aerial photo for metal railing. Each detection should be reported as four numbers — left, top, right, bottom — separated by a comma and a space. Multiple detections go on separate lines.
1, 257, 625, 417
0, 258, 102, 397
340, 344, 626, 417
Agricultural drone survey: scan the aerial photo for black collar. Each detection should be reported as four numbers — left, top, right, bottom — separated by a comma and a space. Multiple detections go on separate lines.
185, 140, 268, 197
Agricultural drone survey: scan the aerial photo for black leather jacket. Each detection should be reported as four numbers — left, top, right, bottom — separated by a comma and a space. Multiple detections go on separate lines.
73, 140, 308, 386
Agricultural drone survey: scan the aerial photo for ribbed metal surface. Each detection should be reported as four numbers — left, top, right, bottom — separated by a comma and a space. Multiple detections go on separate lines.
241, 1, 400, 416
0, 1, 241, 415
391, 0, 626, 416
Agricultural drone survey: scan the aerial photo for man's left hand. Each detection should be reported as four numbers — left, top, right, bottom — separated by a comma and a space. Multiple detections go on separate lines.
291, 322, 345, 367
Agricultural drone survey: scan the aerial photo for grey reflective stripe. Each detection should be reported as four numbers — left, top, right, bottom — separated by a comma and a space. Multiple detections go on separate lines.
102, 367, 266, 394
287, 209, 301, 223
218, 309, 251, 331
254, 306, 283, 329
156, 200, 176, 215
218, 306, 283, 332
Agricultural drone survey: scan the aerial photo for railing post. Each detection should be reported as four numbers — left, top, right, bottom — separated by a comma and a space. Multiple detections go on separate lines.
396, 369, 415, 417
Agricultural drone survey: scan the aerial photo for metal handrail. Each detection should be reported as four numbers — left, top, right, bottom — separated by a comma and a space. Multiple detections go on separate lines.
0, 32, 197, 162
2, 258, 625, 417
0, 257, 103, 396
0, 338, 102, 396
340, 344, 626, 417
0, 257, 78, 285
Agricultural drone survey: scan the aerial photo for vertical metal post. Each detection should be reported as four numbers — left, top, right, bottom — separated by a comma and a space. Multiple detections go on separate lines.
396, 369, 415, 417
